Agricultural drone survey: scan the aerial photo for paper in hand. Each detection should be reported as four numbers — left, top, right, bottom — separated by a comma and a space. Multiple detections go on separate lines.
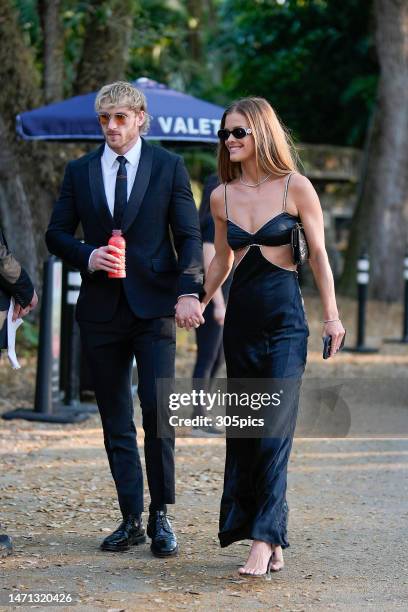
7, 298, 23, 369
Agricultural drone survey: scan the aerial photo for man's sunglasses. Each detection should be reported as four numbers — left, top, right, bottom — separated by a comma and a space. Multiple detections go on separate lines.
98, 112, 130, 127
217, 127, 253, 141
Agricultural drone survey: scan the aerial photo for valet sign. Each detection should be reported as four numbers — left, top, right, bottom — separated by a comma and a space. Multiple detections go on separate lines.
156, 116, 221, 138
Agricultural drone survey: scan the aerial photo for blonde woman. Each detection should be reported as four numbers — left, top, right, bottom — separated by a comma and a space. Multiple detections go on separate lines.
202, 98, 345, 576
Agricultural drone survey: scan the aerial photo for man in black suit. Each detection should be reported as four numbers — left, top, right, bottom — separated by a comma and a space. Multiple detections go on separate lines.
46, 81, 204, 557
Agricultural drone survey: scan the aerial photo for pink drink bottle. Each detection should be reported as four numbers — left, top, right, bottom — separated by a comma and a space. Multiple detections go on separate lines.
108, 230, 126, 279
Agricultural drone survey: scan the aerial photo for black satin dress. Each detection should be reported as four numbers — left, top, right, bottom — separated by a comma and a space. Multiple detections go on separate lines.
219, 173, 309, 549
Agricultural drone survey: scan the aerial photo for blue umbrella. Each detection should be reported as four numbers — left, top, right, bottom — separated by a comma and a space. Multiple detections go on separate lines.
16, 77, 224, 143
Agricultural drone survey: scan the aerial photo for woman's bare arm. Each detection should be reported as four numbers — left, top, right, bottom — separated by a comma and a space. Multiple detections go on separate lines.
202, 185, 234, 308
291, 174, 345, 356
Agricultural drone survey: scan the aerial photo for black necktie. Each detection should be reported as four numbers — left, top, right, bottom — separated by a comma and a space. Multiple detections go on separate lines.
113, 155, 127, 228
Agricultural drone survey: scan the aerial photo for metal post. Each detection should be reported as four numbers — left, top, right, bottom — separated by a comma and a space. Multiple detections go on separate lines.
61, 265, 97, 413
2, 257, 89, 423
344, 251, 378, 354
403, 254, 408, 342
384, 251, 408, 344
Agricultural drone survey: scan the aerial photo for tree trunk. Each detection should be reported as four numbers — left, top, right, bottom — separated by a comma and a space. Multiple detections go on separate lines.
39, 0, 64, 102
342, 0, 408, 301
338, 104, 380, 295
0, 117, 39, 281
0, 0, 44, 285
186, 0, 203, 63
368, 0, 408, 301
74, 0, 135, 94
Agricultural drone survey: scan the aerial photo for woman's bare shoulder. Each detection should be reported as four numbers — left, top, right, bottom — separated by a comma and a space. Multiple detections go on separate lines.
210, 183, 227, 217
290, 172, 316, 196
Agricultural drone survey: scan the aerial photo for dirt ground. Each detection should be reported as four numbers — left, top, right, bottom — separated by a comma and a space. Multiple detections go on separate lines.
0, 295, 408, 611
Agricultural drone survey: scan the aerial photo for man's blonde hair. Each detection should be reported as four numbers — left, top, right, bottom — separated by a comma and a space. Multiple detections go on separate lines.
95, 81, 150, 134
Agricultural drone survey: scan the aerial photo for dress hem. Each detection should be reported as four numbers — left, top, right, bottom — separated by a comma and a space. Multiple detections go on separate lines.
218, 527, 290, 550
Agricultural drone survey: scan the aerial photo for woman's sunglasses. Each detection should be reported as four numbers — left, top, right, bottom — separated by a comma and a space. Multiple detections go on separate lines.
217, 127, 253, 141
98, 112, 129, 127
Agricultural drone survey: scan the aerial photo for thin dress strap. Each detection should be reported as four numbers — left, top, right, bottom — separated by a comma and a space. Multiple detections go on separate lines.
224, 182, 229, 219
282, 171, 295, 212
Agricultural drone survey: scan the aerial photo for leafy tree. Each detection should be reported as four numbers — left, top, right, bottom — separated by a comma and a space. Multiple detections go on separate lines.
216, 0, 378, 147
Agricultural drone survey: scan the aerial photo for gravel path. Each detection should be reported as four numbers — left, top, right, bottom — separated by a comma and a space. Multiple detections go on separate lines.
0, 295, 407, 611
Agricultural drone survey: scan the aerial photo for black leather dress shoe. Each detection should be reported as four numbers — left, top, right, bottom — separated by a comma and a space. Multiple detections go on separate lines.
100, 515, 146, 552
147, 511, 178, 557
0, 534, 13, 557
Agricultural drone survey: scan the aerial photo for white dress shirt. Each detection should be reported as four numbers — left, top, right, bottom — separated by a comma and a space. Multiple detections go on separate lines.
101, 139, 142, 215
88, 139, 141, 270
88, 139, 198, 300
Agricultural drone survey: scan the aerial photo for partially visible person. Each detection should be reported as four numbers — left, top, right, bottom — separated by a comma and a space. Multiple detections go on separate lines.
192, 175, 231, 434
0, 222, 38, 555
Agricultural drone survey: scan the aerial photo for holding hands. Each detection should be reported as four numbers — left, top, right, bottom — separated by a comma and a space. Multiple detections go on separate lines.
175, 296, 205, 330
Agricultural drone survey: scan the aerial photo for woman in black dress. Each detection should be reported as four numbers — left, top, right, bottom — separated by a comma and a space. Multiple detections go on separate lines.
201, 97, 345, 576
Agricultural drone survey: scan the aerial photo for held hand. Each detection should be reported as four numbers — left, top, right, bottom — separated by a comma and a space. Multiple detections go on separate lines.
13, 289, 40, 321
175, 297, 205, 330
29, 290, 38, 312
322, 319, 345, 357
12, 301, 30, 322
89, 245, 124, 274
213, 303, 226, 326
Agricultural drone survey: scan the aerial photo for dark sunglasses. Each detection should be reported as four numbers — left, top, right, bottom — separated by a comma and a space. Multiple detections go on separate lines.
217, 127, 253, 141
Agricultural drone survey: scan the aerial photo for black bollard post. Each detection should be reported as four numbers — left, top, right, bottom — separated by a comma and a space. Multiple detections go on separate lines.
384, 251, 408, 344
2, 257, 89, 423
403, 253, 408, 342
61, 265, 97, 413
344, 251, 378, 354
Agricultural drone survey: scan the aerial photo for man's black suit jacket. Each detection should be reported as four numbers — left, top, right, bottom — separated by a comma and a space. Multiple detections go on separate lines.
46, 139, 204, 322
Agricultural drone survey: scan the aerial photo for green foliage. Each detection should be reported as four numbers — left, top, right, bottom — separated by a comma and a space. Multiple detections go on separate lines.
12, 0, 378, 147
11, 0, 41, 53
61, 2, 89, 93
216, 0, 378, 146
18, 320, 39, 356
128, 0, 214, 94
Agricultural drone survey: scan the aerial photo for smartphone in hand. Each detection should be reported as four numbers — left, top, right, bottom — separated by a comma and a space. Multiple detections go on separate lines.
322, 331, 346, 359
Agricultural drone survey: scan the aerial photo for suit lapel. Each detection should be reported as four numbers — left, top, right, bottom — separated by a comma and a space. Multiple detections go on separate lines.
88, 145, 114, 234
122, 139, 153, 234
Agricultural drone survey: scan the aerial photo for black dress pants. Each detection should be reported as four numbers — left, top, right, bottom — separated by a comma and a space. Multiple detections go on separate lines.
79, 287, 176, 518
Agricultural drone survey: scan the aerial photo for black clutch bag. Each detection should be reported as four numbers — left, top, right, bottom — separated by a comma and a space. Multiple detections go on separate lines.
291, 223, 309, 265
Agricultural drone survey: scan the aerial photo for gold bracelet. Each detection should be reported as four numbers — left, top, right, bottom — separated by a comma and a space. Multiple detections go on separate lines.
323, 318, 340, 323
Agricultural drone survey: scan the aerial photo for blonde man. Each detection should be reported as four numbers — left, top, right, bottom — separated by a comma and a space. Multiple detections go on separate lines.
46, 81, 204, 558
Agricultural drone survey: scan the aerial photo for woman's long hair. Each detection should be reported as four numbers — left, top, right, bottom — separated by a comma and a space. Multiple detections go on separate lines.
217, 97, 300, 184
